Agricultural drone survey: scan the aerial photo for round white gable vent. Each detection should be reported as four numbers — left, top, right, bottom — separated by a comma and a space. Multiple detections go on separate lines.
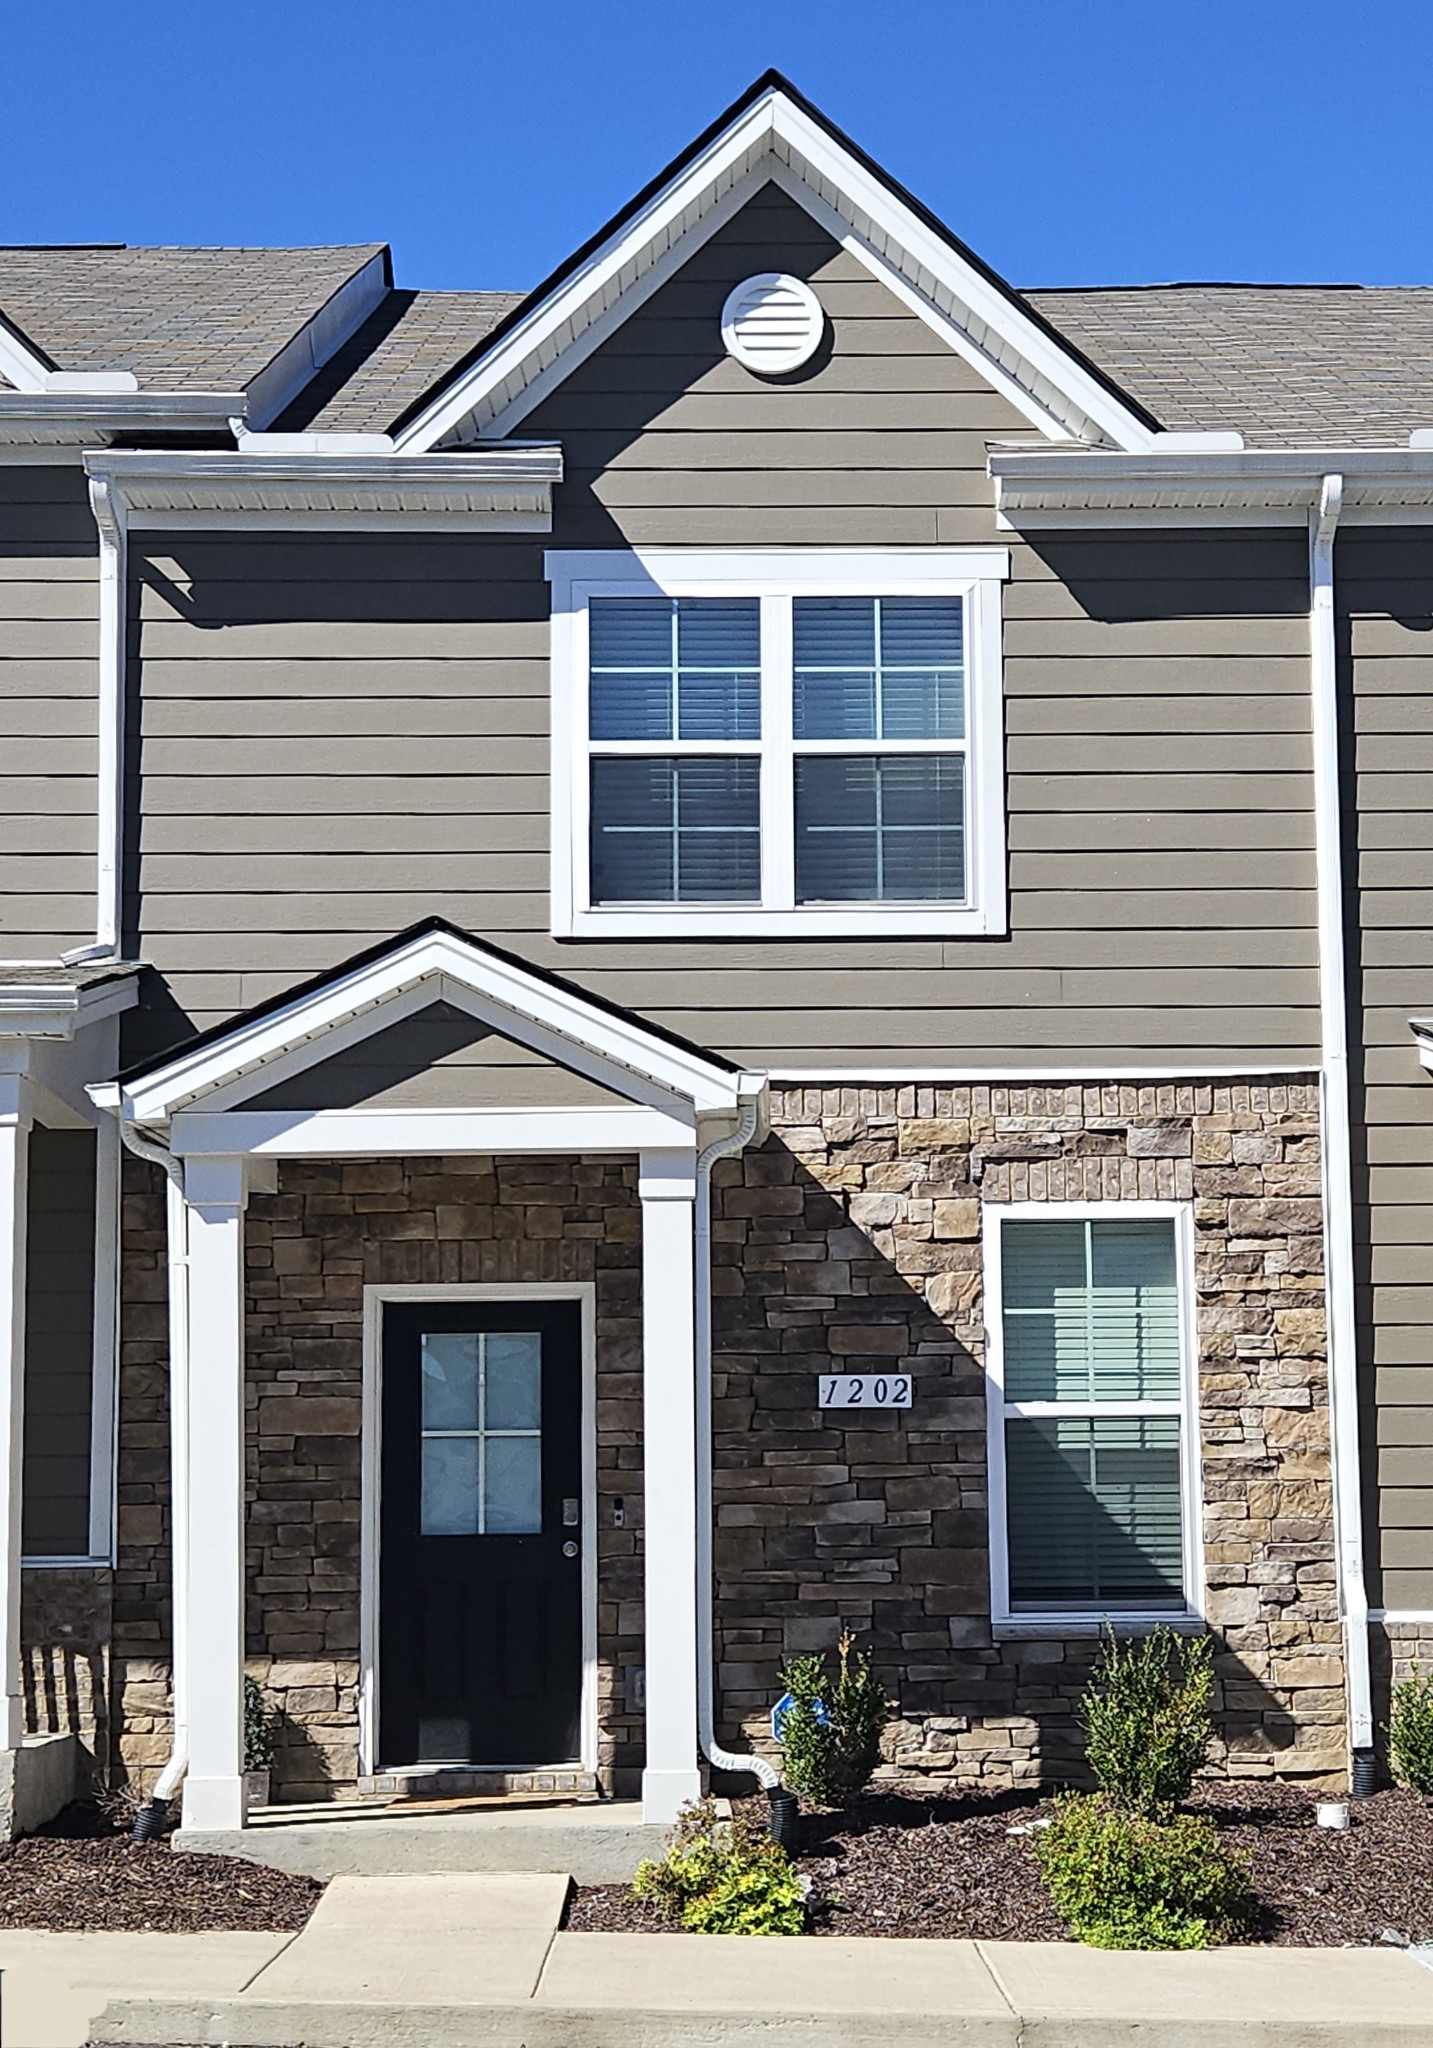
720, 273, 825, 376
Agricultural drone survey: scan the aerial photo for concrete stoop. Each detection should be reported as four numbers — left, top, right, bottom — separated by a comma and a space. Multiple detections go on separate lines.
175, 1798, 667, 1884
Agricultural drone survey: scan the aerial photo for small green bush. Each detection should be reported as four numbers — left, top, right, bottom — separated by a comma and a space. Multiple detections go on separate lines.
243, 1675, 275, 1773
778, 1631, 890, 1806
1390, 1664, 1433, 1795
1080, 1625, 1214, 1820
632, 1799, 805, 1936
1036, 1794, 1252, 1950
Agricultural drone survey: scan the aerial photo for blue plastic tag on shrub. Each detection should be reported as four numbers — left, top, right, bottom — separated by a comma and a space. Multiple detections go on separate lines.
771, 1691, 831, 1744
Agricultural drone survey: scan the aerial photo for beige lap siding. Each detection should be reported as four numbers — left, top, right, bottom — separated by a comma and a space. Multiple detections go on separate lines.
0, 468, 99, 957
712, 1083, 1345, 1790
125, 184, 1317, 1075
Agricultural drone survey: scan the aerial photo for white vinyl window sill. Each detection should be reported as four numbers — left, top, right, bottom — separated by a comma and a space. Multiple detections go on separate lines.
556, 902, 1004, 940
992, 1612, 1204, 1640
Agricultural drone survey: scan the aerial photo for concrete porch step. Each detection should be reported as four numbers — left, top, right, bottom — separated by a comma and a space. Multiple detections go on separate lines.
176, 1797, 668, 1884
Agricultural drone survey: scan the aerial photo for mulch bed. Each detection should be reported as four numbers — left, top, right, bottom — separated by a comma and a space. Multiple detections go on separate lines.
0, 1802, 323, 1932
565, 1784, 1433, 1947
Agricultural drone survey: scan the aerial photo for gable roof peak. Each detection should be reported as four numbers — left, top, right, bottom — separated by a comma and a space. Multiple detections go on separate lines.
390, 77, 1160, 455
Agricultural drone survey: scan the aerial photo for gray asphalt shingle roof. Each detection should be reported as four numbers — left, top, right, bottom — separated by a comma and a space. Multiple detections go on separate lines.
273, 288, 523, 432
296, 279, 1433, 448
0, 244, 385, 392
6, 241, 1433, 449
1022, 284, 1433, 449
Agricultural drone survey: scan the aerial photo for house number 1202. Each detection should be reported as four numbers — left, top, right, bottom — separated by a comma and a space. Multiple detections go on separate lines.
818, 1374, 912, 1409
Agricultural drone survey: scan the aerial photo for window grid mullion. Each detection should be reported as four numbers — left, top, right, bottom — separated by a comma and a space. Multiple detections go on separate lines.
760, 591, 794, 910
477, 1331, 487, 1537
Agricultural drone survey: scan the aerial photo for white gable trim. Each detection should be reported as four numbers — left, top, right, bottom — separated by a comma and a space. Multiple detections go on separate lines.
97, 928, 754, 1125
392, 86, 1158, 456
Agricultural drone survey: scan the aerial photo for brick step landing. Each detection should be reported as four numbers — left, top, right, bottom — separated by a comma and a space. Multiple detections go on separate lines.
366, 1766, 600, 1803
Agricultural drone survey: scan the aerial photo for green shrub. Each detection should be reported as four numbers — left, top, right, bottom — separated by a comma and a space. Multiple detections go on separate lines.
243, 1675, 275, 1773
1080, 1625, 1214, 1820
632, 1799, 805, 1936
778, 1631, 890, 1806
1036, 1794, 1252, 1950
1390, 1664, 1433, 1795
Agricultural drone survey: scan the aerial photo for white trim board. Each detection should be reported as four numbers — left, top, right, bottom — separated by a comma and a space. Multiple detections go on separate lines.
766, 1065, 1319, 1085
394, 82, 1157, 454
981, 1199, 1205, 1636
358, 1283, 599, 1779
170, 1105, 696, 1160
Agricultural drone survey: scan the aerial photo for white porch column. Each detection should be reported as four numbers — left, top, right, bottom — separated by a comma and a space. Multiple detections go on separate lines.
179, 1154, 248, 1832
0, 1075, 32, 1749
639, 1146, 702, 1824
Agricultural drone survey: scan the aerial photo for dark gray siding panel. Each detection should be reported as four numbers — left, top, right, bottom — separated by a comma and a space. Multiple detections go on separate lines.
122, 180, 1318, 1073
0, 469, 97, 956
1343, 530, 1433, 1609
22, 1125, 97, 1559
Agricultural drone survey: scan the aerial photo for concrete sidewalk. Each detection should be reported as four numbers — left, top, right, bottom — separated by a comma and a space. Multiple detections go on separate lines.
6, 1874, 1433, 2048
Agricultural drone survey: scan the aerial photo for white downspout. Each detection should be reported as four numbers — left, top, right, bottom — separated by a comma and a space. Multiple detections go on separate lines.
67, 477, 127, 965
1309, 473, 1374, 1774
112, 1116, 191, 1811
695, 1090, 779, 1791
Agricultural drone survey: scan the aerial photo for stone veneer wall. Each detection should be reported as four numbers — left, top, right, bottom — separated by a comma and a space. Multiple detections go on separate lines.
1375, 1624, 1433, 1777
104, 1080, 1347, 1802
711, 1081, 1347, 1789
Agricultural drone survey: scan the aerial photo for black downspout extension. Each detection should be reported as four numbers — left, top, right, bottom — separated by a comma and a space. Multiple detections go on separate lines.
766, 1785, 799, 1848
1351, 1750, 1377, 1799
131, 1797, 171, 1844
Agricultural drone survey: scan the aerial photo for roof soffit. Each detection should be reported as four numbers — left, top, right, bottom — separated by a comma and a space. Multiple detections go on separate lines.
392, 82, 1162, 455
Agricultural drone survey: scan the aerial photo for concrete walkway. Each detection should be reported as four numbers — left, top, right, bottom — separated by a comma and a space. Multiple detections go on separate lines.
6, 1874, 1433, 2048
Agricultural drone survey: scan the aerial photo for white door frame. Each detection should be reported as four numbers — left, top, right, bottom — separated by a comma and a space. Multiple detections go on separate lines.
359, 1281, 599, 1777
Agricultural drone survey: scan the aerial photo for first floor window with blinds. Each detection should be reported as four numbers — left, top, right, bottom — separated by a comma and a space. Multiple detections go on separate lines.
989, 1210, 1194, 1622
547, 550, 1008, 938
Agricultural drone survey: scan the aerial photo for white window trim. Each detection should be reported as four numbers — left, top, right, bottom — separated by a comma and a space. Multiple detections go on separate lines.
546, 547, 1009, 939
982, 1200, 1204, 1637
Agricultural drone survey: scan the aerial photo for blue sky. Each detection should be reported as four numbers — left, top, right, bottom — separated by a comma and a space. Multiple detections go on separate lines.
5, 0, 1433, 292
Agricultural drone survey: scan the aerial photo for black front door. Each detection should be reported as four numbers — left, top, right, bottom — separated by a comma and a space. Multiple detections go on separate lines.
378, 1299, 583, 1768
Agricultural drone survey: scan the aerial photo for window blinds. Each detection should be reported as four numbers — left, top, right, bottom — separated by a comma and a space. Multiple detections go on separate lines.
1000, 1218, 1186, 1613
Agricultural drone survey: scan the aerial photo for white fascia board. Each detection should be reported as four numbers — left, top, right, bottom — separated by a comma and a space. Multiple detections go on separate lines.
395, 96, 779, 451
243, 250, 390, 432
0, 317, 53, 391
991, 445, 1433, 525
83, 444, 562, 527
170, 1104, 696, 1159
117, 930, 746, 1123
767, 100, 1156, 452
0, 391, 248, 448
0, 975, 137, 1040
395, 86, 1158, 455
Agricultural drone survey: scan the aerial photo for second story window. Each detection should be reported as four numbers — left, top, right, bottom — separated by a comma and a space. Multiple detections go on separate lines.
548, 549, 1009, 939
